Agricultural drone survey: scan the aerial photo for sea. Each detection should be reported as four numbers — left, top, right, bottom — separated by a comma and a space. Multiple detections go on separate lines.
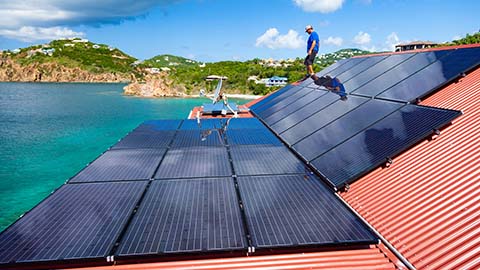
0, 82, 251, 231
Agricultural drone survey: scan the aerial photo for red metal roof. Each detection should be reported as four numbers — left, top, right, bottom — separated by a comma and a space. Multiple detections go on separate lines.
73, 245, 399, 270
340, 67, 480, 269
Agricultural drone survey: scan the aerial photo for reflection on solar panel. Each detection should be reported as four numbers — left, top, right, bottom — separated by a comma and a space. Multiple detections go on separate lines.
179, 119, 226, 130
226, 129, 282, 146
70, 149, 166, 183
230, 145, 307, 176
310, 105, 462, 188
172, 130, 224, 147
112, 130, 175, 149
298, 58, 349, 88
155, 147, 231, 179
117, 178, 246, 255
134, 119, 182, 132
238, 175, 376, 248
0, 181, 146, 264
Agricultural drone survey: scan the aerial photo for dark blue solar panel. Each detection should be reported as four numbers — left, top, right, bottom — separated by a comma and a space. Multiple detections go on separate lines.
226, 129, 282, 146
134, 120, 182, 132
352, 50, 454, 97
155, 147, 231, 179
225, 117, 266, 129
343, 53, 416, 93
336, 55, 389, 82
256, 87, 314, 118
117, 178, 247, 255
237, 174, 376, 248
112, 130, 175, 149
270, 92, 339, 134
298, 58, 350, 88
280, 96, 369, 146
230, 145, 307, 176
253, 86, 305, 115
263, 89, 329, 126
310, 105, 461, 189
0, 181, 146, 264
293, 99, 403, 161
180, 119, 226, 130
250, 84, 296, 111
327, 57, 368, 77
378, 47, 480, 101
70, 149, 166, 183
172, 130, 224, 147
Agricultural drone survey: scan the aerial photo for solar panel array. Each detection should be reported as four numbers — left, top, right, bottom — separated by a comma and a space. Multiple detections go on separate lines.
0, 118, 376, 268
251, 47, 475, 189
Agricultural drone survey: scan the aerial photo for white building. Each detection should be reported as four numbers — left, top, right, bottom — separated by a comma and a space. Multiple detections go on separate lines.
145, 68, 160, 74
92, 44, 101, 49
160, 67, 171, 72
266, 76, 288, 87
64, 43, 75, 47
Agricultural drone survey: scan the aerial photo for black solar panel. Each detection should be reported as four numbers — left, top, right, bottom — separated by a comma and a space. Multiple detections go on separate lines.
280, 95, 369, 146
343, 52, 416, 92
253, 86, 305, 116
250, 84, 295, 111
238, 175, 376, 248
256, 87, 314, 119
172, 130, 224, 147
117, 178, 247, 255
293, 99, 403, 161
336, 55, 388, 82
70, 149, 166, 183
352, 50, 455, 97
0, 181, 146, 265
378, 46, 480, 101
134, 120, 182, 132
180, 119, 226, 130
112, 130, 175, 149
263, 89, 329, 126
326, 57, 368, 78
230, 145, 307, 176
269, 92, 339, 134
310, 105, 461, 189
297, 58, 349, 88
226, 117, 266, 129
155, 147, 232, 179
226, 129, 282, 146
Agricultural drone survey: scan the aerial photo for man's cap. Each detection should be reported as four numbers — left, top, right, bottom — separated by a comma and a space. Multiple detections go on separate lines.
305, 25, 313, 32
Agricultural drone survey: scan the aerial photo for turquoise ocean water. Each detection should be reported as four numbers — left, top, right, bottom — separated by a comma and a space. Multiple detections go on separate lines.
0, 82, 250, 231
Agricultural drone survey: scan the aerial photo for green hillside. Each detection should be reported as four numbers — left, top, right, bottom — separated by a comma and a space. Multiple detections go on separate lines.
9, 38, 138, 74
444, 31, 480, 46
142, 54, 199, 68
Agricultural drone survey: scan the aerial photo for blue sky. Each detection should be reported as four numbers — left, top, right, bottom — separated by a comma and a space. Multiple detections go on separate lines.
0, 0, 478, 62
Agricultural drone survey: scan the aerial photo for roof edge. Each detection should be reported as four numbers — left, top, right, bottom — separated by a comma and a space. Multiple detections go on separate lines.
354, 43, 480, 58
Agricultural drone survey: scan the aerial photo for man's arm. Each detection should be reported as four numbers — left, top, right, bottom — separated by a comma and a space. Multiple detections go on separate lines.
308, 40, 316, 54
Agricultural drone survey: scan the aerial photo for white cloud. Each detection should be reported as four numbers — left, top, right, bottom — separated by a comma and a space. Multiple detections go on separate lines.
293, 0, 345, 13
0, 0, 176, 41
384, 32, 400, 51
0, 26, 84, 42
353, 31, 371, 45
256, 28, 304, 49
323, 36, 343, 46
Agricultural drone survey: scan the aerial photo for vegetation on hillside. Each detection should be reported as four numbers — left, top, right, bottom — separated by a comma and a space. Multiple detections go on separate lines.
445, 31, 480, 46
142, 54, 199, 68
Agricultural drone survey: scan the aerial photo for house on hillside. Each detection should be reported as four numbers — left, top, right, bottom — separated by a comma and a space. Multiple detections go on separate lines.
145, 68, 160, 74
265, 76, 288, 87
395, 41, 438, 52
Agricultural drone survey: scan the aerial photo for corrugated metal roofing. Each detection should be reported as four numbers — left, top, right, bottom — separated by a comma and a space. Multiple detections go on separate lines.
74, 245, 399, 270
341, 66, 480, 269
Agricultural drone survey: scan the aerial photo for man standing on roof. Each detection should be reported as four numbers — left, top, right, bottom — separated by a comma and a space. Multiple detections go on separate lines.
303, 25, 319, 80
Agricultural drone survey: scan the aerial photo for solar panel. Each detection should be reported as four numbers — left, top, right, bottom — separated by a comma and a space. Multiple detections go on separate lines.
293, 99, 403, 161
117, 178, 247, 255
325, 57, 368, 78
352, 50, 454, 97
256, 87, 314, 119
250, 84, 296, 111
343, 52, 416, 93
134, 120, 182, 132
226, 117, 266, 129
172, 130, 224, 147
70, 149, 166, 183
310, 105, 461, 189
230, 145, 307, 176
237, 175, 376, 248
280, 96, 369, 146
263, 89, 329, 126
378, 46, 480, 102
253, 86, 305, 116
155, 147, 232, 179
297, 58, 350, 88
0, 181, 146, 265
269, 92, 339, 134
226, 129, 282, 146
336, 55, 389, 82
179, 119, 226, 130
112, 130, 175, 149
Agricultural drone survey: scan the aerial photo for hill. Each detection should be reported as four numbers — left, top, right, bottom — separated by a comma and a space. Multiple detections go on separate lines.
444, 31, 480, 46
142, 54, 199, 68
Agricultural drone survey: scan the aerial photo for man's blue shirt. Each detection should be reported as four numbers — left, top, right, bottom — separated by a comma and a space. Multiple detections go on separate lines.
307, 31, 319, 52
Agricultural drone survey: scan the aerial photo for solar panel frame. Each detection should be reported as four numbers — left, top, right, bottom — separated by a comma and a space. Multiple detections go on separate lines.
155, 146, 232, 179
237, 174, 376, 249
310, 105, 462, 189
69, 148, 167, 183
0, 181, 147, 265
117, 178, 247, 256
230, 145, 308, 176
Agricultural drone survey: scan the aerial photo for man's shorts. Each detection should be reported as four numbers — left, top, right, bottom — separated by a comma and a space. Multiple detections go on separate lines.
304, 51, 318, 66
